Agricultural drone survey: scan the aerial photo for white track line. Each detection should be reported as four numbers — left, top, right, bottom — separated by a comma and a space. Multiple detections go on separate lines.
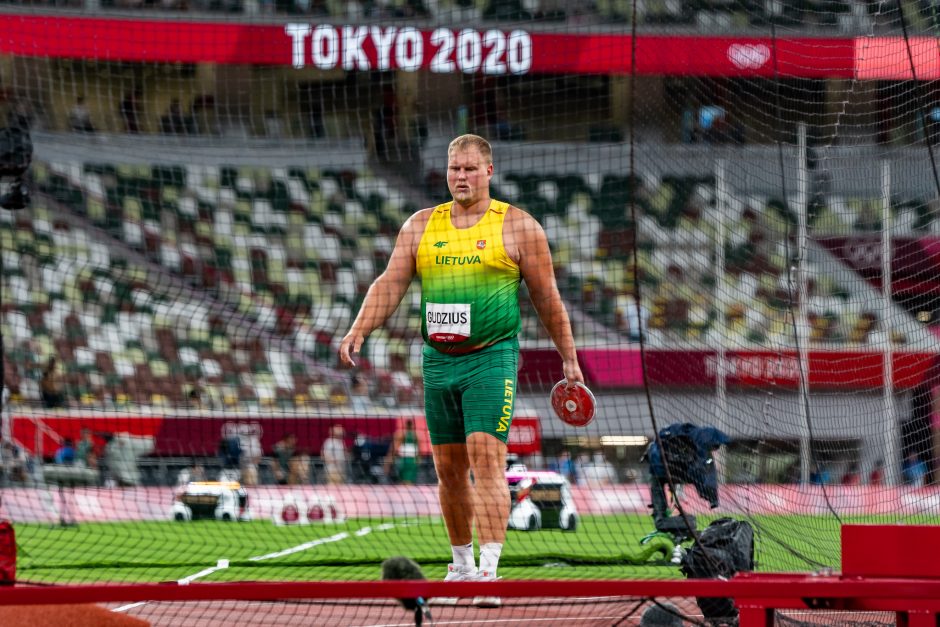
248, 523, 397, 561
111, 601, 148, 613
112, 522, 395, 613
177, 559, 231, 585
248, 531, 351, 562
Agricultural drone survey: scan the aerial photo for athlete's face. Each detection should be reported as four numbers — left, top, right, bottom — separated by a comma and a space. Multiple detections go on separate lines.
447, 147, 492, 208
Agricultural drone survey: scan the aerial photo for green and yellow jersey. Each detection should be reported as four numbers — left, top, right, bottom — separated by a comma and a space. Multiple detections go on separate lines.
415, 200, 521, 354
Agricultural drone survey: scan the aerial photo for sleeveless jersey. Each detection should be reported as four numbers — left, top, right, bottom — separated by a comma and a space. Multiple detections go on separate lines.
416, 199, 521, 354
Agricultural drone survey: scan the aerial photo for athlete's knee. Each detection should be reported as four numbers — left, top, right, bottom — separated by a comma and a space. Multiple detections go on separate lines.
467, 450, 506, 482
433, 448, 471, 487
436, 462, 470, 488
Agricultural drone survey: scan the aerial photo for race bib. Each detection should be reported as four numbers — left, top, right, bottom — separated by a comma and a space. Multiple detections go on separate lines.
398, 442, 418, 458
426, 302, 471, 342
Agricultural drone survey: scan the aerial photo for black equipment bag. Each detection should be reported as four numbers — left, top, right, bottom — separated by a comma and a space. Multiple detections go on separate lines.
680, 517, 754, 625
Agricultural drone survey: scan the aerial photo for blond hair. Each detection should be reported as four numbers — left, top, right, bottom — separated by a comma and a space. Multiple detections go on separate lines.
447, 134, 492, 164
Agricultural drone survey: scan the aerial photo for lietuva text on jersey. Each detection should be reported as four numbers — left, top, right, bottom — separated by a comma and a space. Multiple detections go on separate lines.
434, 255, 482, 265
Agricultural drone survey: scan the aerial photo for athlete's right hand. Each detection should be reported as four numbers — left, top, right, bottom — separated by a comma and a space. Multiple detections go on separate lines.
338, 332, 365, 368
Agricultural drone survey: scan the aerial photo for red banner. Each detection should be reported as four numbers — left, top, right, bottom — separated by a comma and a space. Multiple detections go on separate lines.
12, 412, 541, 458
0, 15, 860, 77
856, 37, 940, 80
520, 349, 938, 391
506, 415, 541, 455
13, 414, 417, 458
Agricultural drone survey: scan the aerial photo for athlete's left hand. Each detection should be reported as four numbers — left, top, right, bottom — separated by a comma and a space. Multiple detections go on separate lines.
339, 332, 365, 368
563, 359, 584, 389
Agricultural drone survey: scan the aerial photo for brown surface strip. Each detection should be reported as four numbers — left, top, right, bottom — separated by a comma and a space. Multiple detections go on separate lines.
0, 604, 150, 627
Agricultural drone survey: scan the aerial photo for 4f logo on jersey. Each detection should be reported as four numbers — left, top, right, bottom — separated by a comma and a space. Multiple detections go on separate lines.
476, 240, 487, 250
434, 241, 448, 248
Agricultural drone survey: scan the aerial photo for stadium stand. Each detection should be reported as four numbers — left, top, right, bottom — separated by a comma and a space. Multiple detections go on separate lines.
6, 150, 926, 415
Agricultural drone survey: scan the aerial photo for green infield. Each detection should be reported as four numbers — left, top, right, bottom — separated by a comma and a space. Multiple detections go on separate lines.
14, 514, 938, 585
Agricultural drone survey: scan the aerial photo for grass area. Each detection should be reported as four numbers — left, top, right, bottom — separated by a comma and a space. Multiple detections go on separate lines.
15, 514, 940, 585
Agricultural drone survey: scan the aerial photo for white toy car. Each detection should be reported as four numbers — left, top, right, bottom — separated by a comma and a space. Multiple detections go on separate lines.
506, 466, 578, 532
172, 481, 251, 522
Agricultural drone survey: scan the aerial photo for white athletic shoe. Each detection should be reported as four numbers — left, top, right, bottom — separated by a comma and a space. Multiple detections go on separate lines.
444, 563, 477, 582
472, 569, 501, 608
432, 563, 476, 605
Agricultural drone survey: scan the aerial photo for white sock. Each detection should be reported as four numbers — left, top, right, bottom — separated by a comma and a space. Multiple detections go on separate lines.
479, 542, 502, 576
451, 543, 475, 568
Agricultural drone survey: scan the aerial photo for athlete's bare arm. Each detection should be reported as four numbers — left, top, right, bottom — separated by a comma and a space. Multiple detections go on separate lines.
505, 207, 584, 387
338, 209, 432, 367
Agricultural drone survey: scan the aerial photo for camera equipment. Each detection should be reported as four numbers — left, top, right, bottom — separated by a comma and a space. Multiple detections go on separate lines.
645, 423, 729, 514
643, 422, 730, 545
0, 125, 32, 210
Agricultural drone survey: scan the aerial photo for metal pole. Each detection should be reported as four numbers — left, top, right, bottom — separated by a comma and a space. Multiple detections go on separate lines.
880, 160, 900, 486
796, 123, 812, 485
715, 159, 729, 483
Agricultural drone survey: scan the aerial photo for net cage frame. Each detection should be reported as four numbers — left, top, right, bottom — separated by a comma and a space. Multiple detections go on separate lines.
3, 575, 940, 626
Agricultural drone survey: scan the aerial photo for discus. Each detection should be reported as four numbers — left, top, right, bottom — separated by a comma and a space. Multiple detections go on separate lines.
550, 380, 596, 427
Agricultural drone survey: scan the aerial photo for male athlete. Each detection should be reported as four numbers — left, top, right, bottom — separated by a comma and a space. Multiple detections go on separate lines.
339, 134, 583, 605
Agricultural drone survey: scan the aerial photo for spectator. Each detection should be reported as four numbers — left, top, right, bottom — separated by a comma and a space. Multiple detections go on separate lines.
385, 419, 420, 484
580, 450, 617, 486
75, 428, 98, 469
104, 433, 154, 487
350, 432, 374, 483
373, 374, 397, 409
809, 466, 831, 485
176, 461, 206, 485
328, 383, 349, 408
869, 459, 885, 486
902, 452, 928, 487
218, 435, 242, 473
321, 424, 347, 484
783, 459, 801, 484
0, 440, 28, 485
120, 89, 142, 133
40, 357, 65, 409
68, 96, 95, 133
53, 438, 75, 465
238, 428, 262, 487
905, 381, 934, 483
840, 462, 860, 485
288, 452, 311, 485
273, 433, 297, 485
549, 450, 578, 484
616, 293, 649, 342
187, 379, 207, 408
160, 98, 194, 135
348, 375, 372, 413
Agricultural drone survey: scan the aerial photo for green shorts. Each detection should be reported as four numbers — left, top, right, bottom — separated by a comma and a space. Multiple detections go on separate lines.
422, 337, 520, 445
